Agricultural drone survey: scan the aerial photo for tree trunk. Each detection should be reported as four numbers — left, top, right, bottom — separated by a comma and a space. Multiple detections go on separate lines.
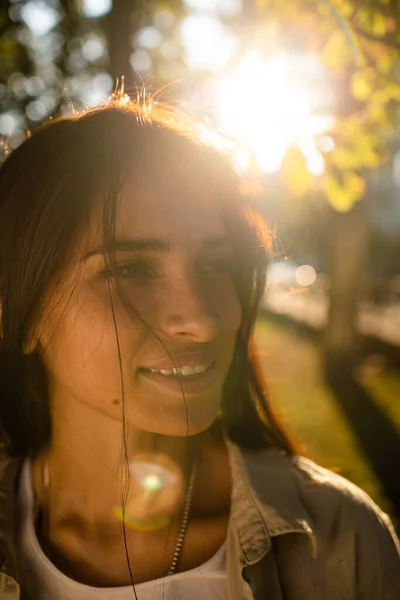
106, 0, 134, 87
323, 199, 368, 374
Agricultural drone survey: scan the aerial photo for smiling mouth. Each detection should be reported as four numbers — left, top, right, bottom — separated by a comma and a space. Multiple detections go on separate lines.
139, 362, 214, 378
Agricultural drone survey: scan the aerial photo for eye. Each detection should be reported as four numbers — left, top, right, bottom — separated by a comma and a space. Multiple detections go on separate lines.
101, 262, 151, 279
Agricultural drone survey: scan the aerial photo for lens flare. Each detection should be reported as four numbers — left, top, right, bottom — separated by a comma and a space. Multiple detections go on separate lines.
113, 453, 183, 531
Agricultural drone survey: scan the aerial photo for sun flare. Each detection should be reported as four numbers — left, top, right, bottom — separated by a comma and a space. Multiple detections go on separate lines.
214, 50, 334, 175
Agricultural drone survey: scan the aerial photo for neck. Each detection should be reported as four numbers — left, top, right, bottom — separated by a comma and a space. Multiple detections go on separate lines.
32, 394, 228, 539
30, 395, 232, 585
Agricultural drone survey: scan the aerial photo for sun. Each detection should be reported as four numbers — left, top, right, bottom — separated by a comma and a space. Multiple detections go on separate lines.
214, 50, 334, 175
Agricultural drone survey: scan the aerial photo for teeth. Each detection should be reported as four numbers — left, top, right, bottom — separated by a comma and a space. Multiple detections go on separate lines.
147, 363, 212, 377
181, 366, 195, 376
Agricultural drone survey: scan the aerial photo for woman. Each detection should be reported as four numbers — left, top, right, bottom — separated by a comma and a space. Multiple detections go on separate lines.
0, 96, 398, 600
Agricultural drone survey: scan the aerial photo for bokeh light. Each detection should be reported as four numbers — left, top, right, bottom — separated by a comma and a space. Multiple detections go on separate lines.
135, 27, 163, 50
0, 113, 17, 135
25, 100, 47, 122
82, 34, 106, 62
295, 265, 317, 287
81, 0, 112, 19
20, 0, 60, 36
184, 0, 242, 17
130, 50, 152, 73
181, 15, 237, 71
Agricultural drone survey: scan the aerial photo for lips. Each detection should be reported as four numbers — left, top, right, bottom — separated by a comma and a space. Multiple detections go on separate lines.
139, 360, 219, 395
140, 350, 217, 372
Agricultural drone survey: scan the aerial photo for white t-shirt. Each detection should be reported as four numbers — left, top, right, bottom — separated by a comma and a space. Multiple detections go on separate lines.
16, 459, 228, 600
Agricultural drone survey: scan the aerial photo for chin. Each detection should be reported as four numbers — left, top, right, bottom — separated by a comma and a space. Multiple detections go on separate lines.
168, 418, 214, 438
129, 401, 220, 438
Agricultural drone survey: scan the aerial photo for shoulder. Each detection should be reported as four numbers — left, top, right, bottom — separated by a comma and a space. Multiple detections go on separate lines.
231, 441, 399, 553
291, 454, 397, 538
291, 455, 400, 591
239, 446, 400, 597
234, 443, 396, 539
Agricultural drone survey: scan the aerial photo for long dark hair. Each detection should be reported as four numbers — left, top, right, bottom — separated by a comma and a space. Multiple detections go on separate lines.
0, 95, 299, 460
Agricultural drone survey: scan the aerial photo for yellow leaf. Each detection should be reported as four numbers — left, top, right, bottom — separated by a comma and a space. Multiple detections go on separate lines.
322, 30, 353, 70
281, 147, 311, 197
351, 69, 375, 101
331, 147, 356, 169
385, 82, 400, 100
344, 171, 365, 201
325, 175, 354, 212
377, 52, 393, 75
371, 13, 388, 37
367, 99, 387, 123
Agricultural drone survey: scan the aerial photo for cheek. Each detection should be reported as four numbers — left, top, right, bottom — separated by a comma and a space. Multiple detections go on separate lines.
208, 281, 242, 333
39, 289, 141, 386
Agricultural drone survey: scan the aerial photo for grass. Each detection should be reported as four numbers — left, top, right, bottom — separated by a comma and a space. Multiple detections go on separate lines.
254, 317, 400, 531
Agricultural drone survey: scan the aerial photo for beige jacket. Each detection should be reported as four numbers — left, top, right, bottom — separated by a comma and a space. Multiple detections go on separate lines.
0, 438, 399, 599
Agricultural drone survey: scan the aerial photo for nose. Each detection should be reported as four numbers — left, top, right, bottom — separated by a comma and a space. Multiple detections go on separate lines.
157, 276, 219, 342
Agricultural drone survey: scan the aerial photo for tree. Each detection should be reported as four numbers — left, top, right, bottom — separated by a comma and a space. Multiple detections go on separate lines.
0, 0, 186, 135
254, 0, 400, 372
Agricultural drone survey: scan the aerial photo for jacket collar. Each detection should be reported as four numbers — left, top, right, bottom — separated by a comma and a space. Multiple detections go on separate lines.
225, 438, 317, 565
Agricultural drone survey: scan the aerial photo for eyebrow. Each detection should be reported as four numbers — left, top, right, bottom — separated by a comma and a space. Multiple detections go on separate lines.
82, 236, 232, 260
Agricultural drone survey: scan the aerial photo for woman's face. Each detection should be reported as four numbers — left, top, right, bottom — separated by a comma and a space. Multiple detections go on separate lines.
38, 149, 242, 436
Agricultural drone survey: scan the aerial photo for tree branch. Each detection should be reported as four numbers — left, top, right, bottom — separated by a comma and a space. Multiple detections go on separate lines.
352, 26, 400, 51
